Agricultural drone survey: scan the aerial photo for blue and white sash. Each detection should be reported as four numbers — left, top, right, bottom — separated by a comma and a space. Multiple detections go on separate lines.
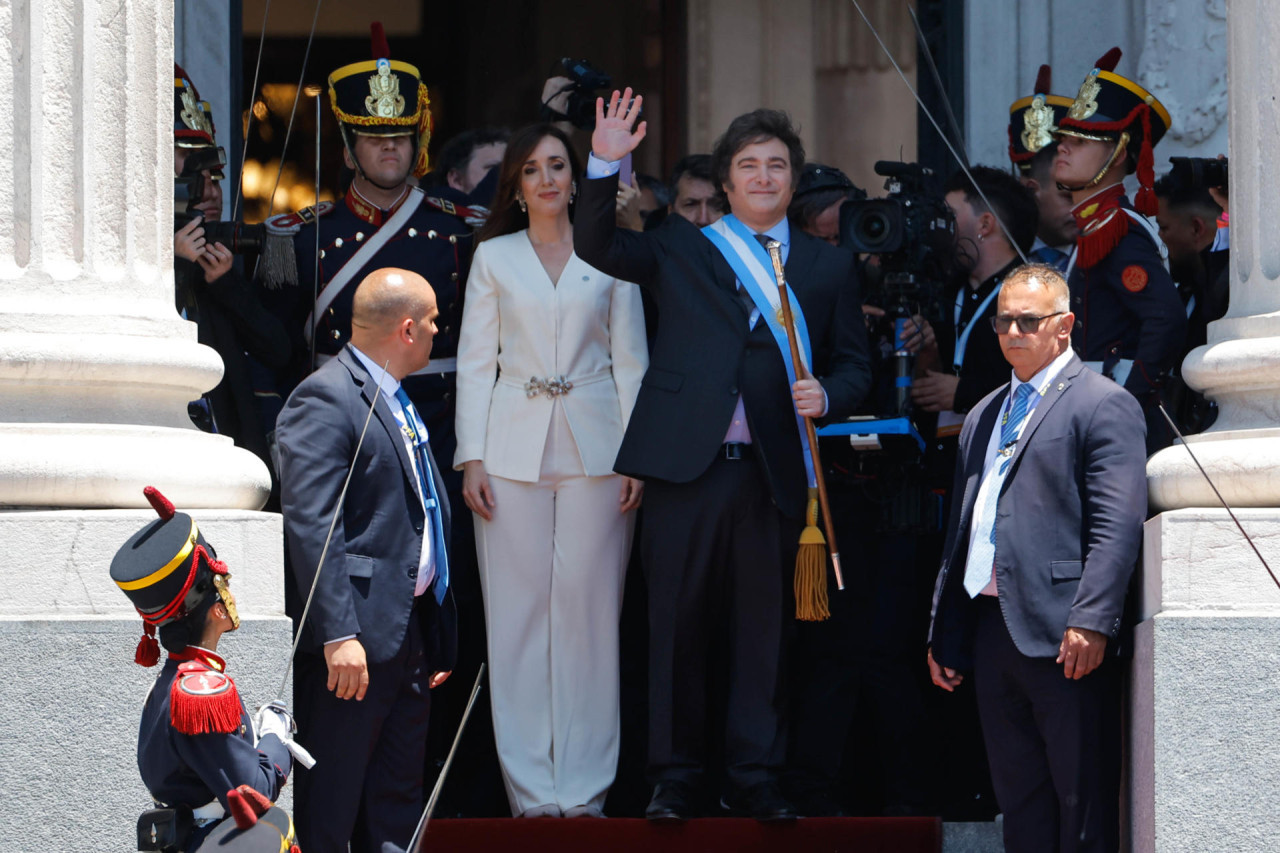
702, 214, 817, 487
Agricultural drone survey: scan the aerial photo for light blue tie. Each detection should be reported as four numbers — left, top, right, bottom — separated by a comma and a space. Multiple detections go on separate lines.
394, 387, 450, 604
964, 382, 1037, 598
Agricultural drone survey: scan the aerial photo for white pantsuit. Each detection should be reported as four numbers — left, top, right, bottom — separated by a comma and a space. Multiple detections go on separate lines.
454, 230, 647, 815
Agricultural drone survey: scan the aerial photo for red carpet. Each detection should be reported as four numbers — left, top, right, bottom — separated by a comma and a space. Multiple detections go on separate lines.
417, 817, 941, 852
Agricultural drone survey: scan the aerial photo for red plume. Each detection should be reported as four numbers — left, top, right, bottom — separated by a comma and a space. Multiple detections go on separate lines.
370, 22, 391, 60
226, 785, 272, 830
143, 486, 175, 521
1034, 64, 1052, 95
1095, 47, 1122, 73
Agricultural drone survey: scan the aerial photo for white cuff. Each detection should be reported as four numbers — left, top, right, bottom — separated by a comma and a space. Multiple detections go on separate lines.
587, 153, 621, 179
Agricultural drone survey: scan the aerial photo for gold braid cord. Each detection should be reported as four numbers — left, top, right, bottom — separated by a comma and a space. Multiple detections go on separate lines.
330, 82, 432, 177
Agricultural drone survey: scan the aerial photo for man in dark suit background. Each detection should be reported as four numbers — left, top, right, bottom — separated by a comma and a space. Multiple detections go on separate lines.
928, 263, 1146, 852
575, 92, 872, 821
277, 267, 456, 853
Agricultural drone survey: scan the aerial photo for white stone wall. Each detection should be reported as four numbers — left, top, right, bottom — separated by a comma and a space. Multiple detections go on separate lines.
964, 0, 1228, 172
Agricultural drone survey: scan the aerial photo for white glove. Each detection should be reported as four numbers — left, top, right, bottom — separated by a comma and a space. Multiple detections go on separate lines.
253, 700, 293, 743
253, 700, 317, 769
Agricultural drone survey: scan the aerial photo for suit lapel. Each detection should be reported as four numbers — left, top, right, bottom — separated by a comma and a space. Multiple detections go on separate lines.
957, 388, 1006, 533
783, 234, 817, 298
1003, 355, 1084, 483
340, 348, 423, 504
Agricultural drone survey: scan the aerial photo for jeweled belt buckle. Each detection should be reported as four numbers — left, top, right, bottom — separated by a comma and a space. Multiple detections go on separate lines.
524, 375, 574, 398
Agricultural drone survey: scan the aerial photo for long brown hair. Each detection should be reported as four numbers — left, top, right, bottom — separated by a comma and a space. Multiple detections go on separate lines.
478, 123, 582, 244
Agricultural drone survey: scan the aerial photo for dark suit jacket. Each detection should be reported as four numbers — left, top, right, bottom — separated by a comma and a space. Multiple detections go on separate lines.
574, 172, 872, 520
276, 345, 457, 671
929, 355, 1147, 670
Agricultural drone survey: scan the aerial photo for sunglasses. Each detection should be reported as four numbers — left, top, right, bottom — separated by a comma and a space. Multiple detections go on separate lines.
991, 312, 1065, 334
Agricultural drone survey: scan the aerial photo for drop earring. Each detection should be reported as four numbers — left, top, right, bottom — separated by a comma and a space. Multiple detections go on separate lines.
570, 181, 578, 203
517, 194, 527, 213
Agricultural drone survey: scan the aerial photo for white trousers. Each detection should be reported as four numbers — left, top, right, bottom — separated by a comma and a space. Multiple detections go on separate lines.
475, 403, 633, 815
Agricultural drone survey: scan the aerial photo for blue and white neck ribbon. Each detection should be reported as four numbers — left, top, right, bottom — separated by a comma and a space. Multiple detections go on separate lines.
702, 213, 817, 488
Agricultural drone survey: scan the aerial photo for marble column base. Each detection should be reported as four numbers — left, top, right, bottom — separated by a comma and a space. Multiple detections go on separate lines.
1130, 509, 1280, 852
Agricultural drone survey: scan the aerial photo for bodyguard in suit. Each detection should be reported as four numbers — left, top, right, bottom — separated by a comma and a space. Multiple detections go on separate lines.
575, 92, 872, 821
928, 264, 1147, 852
277, 268, 457, 853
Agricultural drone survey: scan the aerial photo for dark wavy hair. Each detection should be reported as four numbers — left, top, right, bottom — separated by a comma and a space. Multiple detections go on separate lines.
478, 123, 582, 244
710, 109, 805, 193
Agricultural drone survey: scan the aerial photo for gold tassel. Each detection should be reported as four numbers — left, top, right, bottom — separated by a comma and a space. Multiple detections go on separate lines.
794, 489, 830, 621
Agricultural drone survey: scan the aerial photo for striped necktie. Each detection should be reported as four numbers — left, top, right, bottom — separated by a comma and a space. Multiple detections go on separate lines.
393, 387, 450, 604
963, 382, 1037, 598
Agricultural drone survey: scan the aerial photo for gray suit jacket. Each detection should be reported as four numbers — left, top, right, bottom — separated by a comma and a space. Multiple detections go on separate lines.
277, 345, 457, 670
930, 354, 1147, 670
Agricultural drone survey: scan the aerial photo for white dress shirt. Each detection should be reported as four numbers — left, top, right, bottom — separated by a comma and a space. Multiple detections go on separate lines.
965, 346, 1076, 596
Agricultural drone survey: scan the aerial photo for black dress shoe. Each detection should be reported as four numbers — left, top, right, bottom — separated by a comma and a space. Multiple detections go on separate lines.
720, 781, 798, 822
646, 781, 694, 822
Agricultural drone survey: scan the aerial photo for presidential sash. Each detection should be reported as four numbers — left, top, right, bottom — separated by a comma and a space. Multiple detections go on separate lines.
702, 214, 817, 488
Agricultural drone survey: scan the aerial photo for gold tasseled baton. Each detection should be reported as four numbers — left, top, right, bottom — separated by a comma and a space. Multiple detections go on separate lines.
766, 241, 844, 621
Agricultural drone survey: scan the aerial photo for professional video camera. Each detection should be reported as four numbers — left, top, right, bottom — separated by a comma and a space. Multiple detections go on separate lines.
174, 147, 265, 255
550, 58, 614, 130
1168, 156, 1228, 191
840, 161, 956, 416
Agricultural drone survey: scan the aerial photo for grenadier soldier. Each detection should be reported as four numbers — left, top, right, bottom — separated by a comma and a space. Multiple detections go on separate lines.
1052, 47, 1187, 451
173, 65, 289, 468
260, 22, 477, 466
112, 487, 306, 852
1008, 64, 1078, 271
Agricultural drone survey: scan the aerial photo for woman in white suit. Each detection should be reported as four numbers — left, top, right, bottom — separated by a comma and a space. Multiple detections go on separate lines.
454, 124, 648, 818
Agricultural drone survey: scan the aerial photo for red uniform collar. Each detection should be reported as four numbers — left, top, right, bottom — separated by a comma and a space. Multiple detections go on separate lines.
345, 183, 410, 226
1071, 184, 1130, 270
170, 646, 227, 673
1071, 183, 1126, 231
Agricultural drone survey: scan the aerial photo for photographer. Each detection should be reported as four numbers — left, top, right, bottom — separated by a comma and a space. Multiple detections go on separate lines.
911, 166, 1038, 422
172, 65, 287, 468
781, 161, 944, 817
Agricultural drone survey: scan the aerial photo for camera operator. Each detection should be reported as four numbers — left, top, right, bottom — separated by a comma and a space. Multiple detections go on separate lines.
911, 167, 1039, 423
172, 65, 288, 469
779, 161, 943, 818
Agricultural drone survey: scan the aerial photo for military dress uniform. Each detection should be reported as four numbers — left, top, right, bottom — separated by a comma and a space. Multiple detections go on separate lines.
112, 487, 299, 853
260, 25, 476, 474
1055, 48, 1186, 449
1008, 65, 1077, 271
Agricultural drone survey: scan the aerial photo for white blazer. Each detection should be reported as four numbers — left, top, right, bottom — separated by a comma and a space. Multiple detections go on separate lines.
454, 230, 648, 482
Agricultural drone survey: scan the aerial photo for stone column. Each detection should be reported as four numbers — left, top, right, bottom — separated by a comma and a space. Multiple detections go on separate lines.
0, 4, 288, 849
0, 0, 270, 510
1135, 1, 1280, 849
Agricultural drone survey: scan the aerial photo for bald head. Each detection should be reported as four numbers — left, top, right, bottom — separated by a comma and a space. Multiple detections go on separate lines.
350, 268, 439, 379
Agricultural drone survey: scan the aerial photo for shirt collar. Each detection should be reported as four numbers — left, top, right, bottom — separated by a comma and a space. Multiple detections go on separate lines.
1009, 346, 1075, 400
756, 216, 790, 248
349, 344, 401, 403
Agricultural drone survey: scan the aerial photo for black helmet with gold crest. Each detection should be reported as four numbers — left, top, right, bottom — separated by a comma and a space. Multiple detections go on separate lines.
1055, 48, 1172, 215
328, 22, 433, 179
174, 64, 225, 179
110, 487, 239, 666
1008, 65, 1073, 176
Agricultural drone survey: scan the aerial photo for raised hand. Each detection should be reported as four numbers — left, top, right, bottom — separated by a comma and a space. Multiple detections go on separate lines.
591, 87, 647, 163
